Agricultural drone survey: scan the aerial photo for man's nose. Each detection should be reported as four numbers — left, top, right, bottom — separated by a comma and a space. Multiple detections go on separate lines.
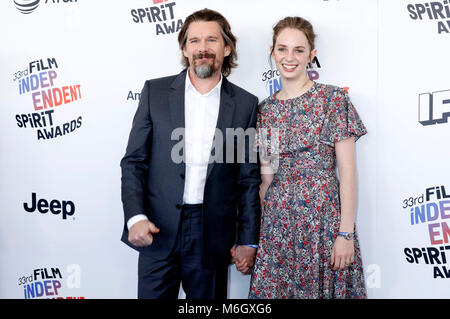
197, 39, 209, 52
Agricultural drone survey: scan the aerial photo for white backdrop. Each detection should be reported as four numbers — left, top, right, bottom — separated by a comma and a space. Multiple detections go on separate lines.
0, 0, 448, 299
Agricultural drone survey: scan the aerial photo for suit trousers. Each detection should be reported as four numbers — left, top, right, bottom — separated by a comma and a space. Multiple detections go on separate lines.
137, 204, 229, 299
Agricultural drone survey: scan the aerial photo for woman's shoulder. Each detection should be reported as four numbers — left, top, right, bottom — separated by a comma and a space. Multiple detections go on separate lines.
258, 94, 277, 112
314, 82, 348, 97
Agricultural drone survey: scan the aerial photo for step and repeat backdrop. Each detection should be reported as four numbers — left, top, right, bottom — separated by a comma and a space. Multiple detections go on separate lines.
0, 0, 448, 299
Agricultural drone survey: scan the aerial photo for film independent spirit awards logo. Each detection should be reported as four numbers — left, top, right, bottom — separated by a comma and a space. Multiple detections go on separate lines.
407, 1, 450, 34
130, 0, 183, 36
418, 88, 450, 126
13, 0, 77, 14
18, 265, 83, 299
402, 185, 450, 278
13, 57, 83, 141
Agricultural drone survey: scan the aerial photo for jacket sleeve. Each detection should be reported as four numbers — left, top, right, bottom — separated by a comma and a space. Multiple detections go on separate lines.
120, 80, 152, 224
236, 96, 262, 245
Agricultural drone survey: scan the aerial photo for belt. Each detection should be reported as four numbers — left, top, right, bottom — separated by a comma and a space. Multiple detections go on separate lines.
181, 203, 203, 218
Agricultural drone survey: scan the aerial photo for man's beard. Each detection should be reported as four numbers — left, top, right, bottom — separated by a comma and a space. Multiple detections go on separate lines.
192, 53, 217, 78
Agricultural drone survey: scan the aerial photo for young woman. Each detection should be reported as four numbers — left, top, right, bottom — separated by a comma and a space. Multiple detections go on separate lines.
248, 17, 367, 299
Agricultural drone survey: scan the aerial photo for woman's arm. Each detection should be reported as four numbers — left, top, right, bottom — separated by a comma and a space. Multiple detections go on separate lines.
259, 154, 274, 207
336, 137, 357, 233
331, 137, 357, 270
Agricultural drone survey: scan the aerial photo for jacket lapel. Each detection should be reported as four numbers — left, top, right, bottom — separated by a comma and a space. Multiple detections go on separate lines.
170, 70, 236, 181
205, 76, 236, 181
169, 70, 187, 170
169, 69, 187, 129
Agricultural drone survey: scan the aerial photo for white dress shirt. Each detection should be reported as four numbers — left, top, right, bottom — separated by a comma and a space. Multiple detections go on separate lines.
183, 71, 222, 204
127, 71, 222, 230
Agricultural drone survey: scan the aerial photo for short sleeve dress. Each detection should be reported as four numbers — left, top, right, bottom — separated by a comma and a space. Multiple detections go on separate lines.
249, 82, 367, 299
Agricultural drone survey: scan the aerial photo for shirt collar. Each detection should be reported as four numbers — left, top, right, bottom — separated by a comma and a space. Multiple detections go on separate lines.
185, 68, 222, 98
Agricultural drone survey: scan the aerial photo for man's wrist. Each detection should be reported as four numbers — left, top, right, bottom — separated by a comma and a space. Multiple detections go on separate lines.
235, 244, 258, 249
127, 214, 148, 230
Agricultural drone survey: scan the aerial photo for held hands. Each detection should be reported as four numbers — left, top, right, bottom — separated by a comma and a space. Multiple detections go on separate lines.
230, 245, 257, 275
330, 236, 355, 270
128, 220, 160, 247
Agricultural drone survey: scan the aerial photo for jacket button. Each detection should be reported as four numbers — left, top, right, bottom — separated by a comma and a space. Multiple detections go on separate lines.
176, 204, 182, 209
180, 173, 185, 180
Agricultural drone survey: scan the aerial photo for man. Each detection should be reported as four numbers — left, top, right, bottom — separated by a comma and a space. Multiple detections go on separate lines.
120, 8, 261, 299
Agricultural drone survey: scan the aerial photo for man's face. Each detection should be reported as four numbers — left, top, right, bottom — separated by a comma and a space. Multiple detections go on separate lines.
182, 21, 231, 79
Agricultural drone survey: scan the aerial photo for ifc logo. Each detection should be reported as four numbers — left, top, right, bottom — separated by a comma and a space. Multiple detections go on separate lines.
14, 0, 40, 14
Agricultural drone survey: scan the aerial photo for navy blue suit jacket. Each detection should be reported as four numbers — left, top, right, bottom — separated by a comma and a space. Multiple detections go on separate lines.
120, 69, 261, 269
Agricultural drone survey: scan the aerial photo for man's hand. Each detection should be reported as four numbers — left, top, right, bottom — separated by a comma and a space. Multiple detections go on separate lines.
230, 245, 256, 275
128, 220, 160, 247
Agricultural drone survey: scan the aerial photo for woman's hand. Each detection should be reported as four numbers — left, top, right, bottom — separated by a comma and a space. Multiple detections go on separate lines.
330, 236, 354, 271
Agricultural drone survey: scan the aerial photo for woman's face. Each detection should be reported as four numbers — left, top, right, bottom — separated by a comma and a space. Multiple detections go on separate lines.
271, 28, 316, 81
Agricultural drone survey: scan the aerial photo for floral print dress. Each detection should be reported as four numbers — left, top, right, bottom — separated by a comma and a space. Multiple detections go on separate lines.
249, 82, 367, 299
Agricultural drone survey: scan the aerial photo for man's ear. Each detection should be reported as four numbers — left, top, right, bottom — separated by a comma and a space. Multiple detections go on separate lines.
182, 45, 188, 58
224, 45, 231, 57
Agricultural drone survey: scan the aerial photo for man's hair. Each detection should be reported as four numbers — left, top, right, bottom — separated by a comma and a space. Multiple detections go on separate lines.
177, 8, 237, 77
